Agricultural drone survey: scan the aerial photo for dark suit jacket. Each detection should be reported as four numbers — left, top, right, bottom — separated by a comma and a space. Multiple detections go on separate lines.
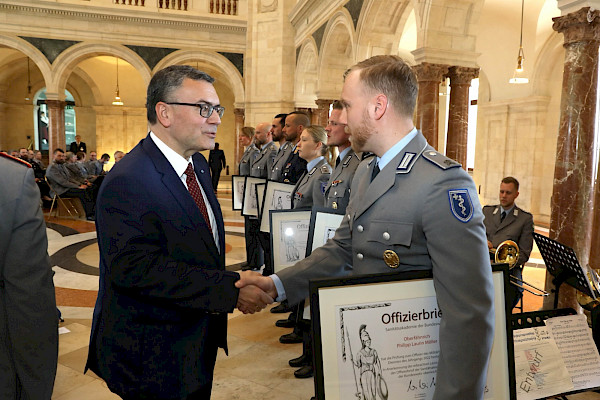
69, 141, 86, 154
208, 149, 226, 171
86, 134, 240, 399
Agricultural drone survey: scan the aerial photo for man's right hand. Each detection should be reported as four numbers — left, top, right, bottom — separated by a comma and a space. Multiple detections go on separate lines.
236, 270, 278, 299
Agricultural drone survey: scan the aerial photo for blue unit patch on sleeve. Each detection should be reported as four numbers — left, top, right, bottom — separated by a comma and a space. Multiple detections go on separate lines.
448, 189, 474, 223
321, 181, 327, 194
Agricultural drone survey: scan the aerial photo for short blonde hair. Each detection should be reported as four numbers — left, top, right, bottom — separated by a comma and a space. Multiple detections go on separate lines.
240, 126, 255, 138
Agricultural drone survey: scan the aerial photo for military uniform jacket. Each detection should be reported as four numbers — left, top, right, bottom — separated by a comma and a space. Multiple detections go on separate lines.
278, 131, 494, 400
281, 147, 307, 184
483, 204, 533, 268
324, 149, 361, 212
238, 144, 259, 176
250, 141, 278, 179
0, 155, 57, 399
270, 141, 293, 181
46, 163, 82, 196
292, 158, 332, 209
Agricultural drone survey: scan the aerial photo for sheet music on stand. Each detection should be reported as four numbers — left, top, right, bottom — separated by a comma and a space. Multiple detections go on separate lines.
533, 232, 597, 308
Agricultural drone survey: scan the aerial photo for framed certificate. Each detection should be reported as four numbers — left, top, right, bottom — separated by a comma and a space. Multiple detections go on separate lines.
260, 180, 295, 232
241, 177, 266, 217
306, 206, 345, 257
231, 175, 245, 210
255, 182, 266, 219
310, 265, 514, 400
269, 209, 311, 273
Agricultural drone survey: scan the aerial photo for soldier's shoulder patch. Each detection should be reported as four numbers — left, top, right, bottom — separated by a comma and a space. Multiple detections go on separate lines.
0, 152, 31, 168
448, 189, 474, 223
423, 150, 461, 170
321, 180, 327, 194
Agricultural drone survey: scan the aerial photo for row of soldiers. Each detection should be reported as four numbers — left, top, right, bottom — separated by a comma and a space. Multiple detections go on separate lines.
237, 102, 371, 380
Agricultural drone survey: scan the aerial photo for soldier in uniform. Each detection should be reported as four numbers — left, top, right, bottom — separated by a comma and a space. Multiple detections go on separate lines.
324, 101, 363, 212
483, 176, 534, 309
238, 126, 263, 271
250, 122, 278, 276
291, 125, 332, 209
237, 55, 494, 400
0, 152, 58, 399
269, 114, 291, 182
280, 112, 309, 185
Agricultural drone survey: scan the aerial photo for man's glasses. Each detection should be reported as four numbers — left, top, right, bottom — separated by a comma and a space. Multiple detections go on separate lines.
164, 102, 225, 118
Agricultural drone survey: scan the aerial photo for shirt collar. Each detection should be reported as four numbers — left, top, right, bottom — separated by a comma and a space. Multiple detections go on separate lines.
307, 156, 325, 171
260, 141, 273, 150
338, 146, 352, 161
376, 127, 418, 170
501, 205, 515, 214
150, 131, 192, 177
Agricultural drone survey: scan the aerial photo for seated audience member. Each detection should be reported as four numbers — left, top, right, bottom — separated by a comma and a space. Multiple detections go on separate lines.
99, 153, 110, 174
113, 150, 125, 163
19, 147, 51, 201
483, 176, 534, 309
27, 149, 35, 160
45, 148, 96, 220
33, 151, 46, 168
63, 151, 88, 184
86, 151, 102, 176
76, 152, 90, 177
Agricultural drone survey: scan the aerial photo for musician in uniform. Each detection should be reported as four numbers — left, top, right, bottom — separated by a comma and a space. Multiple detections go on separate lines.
237, 55, 494, 400
483, 176, 534, 309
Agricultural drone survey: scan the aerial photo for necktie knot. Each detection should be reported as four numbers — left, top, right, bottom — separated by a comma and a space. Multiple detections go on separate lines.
371, 161, 380, 182
500, 211, 506, 222
335, 156, 341, 168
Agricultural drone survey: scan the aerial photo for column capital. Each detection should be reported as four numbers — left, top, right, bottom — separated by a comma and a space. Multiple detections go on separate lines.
233, 107, 245, 117
447, 66, 479, 86
412, 63, 450, 83
553, 7, 600, 44
315, 99, 334, 109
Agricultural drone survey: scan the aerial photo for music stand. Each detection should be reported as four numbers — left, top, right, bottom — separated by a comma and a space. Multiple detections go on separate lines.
533, 232, 596, 309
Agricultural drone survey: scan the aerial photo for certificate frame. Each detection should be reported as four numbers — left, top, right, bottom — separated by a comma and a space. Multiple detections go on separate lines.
255, 182, 266, 219
241, 176, 266, 217
231, 175, 245, 210
306, 206, 345, 257
310, 265, 515, 400
260, 180, 295, 232
269, 208, 311, 273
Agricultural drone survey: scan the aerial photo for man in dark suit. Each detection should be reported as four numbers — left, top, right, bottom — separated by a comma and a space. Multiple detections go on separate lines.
0, 152, 58, 399
85, 65, 272, 400
208, 142, 226, 191
69, 134, 86, 154
483, 176, 534, 309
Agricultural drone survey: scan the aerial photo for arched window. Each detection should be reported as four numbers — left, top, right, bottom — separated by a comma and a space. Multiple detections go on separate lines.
34, 89, 76, 152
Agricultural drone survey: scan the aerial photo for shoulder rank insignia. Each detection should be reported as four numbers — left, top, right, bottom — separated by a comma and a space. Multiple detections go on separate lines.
320, 164, 330, 173
396, 152, 417, 174
308, 167, 317, 176
0, 152, 31, 167
423, 150, 461, 170
448, 189, 474, 223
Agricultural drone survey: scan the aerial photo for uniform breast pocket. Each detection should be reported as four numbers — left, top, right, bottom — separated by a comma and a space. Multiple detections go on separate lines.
366, 220, 413, 248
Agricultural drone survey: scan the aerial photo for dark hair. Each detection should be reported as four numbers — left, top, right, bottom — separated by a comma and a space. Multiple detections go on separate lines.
101, 153, 110, 160
287, 111, 311, 128
274, 113, 288, 126
502, 176, 520, 190
345, 55, 417, 118
53, 148, 65, 155
76, 152, 85, 161
146, 65, 215, 124
332, 100, 343, 111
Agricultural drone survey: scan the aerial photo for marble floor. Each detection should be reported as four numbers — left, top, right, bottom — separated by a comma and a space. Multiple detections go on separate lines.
45, 179, 600, 399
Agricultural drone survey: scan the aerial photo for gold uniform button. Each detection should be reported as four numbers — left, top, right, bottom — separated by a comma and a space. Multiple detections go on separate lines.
332, 201, 338, 209
383, 250, 399, 268
383, 232, 390, 240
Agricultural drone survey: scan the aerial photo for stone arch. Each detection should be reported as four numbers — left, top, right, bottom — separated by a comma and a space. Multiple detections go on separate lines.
317, 10, 356, 99
294, 39, 319, 108
531, 33, 564, 97
155, 50, 245, 106
0, 34, 52, 88
51, 42, 151, 100
355, 0, 416, 62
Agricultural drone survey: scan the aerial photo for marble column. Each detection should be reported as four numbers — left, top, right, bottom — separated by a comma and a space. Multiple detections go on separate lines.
446, 66, 479, 169
234, 107, 244, 174
412, 63, 449, 150
545, 7, 600, 310
46, 100, 66, 156
314, 99, 334, 126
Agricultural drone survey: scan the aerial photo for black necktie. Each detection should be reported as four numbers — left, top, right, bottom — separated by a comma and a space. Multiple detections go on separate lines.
335, 156, 341, 168
500, 211, 506, 223
371, 162, 380, 182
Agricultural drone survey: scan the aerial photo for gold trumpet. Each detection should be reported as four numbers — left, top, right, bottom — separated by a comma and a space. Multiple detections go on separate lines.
490, 240, 519, 269
491, 240, 549, 297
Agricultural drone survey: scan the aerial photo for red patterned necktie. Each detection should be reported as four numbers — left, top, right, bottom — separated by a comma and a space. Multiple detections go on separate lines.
184, 163, 213, 235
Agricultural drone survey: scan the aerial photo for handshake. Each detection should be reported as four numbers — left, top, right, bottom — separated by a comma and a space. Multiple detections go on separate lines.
235, 270, 279, 314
